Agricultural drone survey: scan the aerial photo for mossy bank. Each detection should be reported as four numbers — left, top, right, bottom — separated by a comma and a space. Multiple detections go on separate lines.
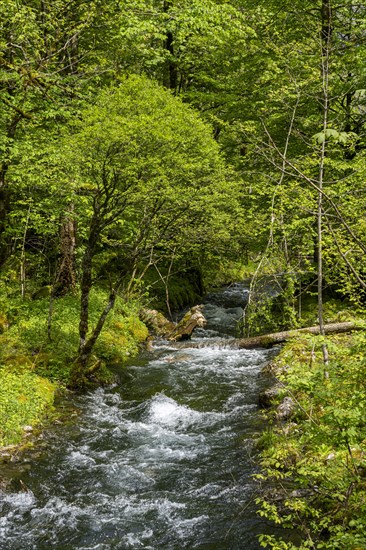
0, 287, 148, 450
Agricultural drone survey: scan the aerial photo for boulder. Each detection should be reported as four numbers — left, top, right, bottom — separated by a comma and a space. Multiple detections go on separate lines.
276, 396, 295, 421
258, 385, 282, 408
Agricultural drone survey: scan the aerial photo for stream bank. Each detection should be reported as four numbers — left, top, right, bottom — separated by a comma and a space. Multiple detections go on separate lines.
0, 291, 149, 450
256, 331, 366, 549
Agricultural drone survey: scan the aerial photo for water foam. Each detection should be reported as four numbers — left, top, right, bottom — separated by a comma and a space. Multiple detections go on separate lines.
147, 394, 202, 428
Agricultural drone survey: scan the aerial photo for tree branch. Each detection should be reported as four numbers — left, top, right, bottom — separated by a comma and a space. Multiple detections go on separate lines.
0, 95, 32, 120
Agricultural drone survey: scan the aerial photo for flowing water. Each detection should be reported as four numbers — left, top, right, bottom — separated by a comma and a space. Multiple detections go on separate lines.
0, 284, 278, 550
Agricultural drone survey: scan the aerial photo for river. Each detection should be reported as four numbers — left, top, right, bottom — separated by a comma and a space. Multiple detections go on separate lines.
0, 284, 278, 549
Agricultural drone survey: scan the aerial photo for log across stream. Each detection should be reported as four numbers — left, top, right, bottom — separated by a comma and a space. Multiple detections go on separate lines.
237, 321, 363, 349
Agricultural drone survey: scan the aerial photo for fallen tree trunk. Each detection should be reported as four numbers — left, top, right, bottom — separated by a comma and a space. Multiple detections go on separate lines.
168, 305, 206, 341
140, 305, 206, 341
237, 321, 364, 349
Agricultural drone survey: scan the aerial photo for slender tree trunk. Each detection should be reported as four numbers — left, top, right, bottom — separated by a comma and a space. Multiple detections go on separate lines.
78, 219, 99, 352
0, 186, 9, 268
154, 252, 176, 321
76, 214, 121, 375
77, 289, 117, 370
318, 0, 332, 367
56, 204, 77, 295
20, 205, 31, 299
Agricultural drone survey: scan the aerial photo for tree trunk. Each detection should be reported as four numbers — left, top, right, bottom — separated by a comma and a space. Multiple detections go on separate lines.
78, 219, 99, 352
318, 0, 332, 367
55, 204, 77, 295
77, 290, 117, 371
0, 187, 10, 268
237, 322, 363, 349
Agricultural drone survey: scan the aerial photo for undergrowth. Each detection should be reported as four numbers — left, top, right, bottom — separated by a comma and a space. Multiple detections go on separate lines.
0, 369, 55, 447
257, 328, 366, 549
0, 284, 148, 447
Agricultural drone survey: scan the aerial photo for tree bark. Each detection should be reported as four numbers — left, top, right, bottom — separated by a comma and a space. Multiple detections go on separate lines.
55, 204, 77, 295
77, 290, 117, 370
78, 218, 100, 352
237, 321, 362, 349
318, 0, 332, 366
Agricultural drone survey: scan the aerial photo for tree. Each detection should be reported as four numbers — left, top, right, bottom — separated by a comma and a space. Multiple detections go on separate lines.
108, 0, 253, 98
230, 1, 366, 337
60, 75, 237, 377
0, 0, 130, 275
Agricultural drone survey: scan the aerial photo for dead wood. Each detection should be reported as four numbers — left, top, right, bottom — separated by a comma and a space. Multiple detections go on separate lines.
237, 321, 364, 349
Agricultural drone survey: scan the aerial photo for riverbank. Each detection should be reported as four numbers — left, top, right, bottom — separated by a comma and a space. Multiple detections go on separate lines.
256, 328, 366, 549
0, 288, 149, 450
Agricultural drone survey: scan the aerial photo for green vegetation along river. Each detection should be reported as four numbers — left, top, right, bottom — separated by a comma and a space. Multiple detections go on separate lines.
0, 285, 279, 549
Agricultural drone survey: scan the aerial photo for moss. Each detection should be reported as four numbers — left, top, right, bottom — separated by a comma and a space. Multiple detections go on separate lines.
142, 267, 202, 313
0, 287, 149, 381
0, 284, 149, 446
95, 314, 148, 365
0, 368, 55, 447
203, 259, 258, 288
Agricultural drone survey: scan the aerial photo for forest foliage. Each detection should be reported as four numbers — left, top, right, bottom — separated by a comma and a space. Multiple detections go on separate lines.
1, 1, 366, 547
2, 0, 366, 334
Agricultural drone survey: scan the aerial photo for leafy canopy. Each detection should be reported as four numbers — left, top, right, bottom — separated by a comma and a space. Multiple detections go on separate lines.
64, 74, 238, 269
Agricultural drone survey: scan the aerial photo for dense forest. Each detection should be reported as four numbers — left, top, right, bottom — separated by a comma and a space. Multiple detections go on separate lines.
1, 1, 366, 548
